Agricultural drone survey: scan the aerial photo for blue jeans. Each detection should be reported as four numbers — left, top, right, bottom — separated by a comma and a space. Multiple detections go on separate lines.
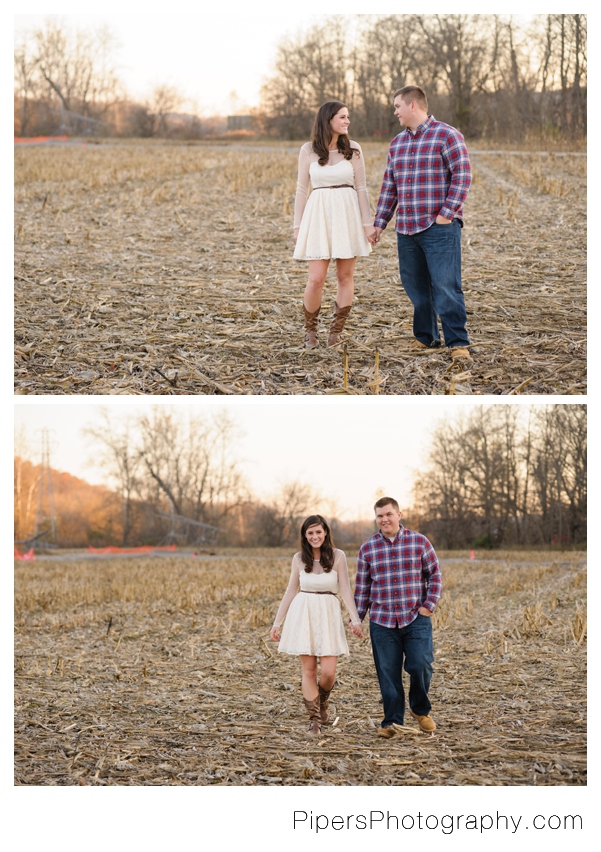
369, 616, 434, 727
396, 221, 470, 349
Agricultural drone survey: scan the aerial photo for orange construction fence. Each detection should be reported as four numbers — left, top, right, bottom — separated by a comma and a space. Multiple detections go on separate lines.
14, 135, 68, 144
14, 547, 35, 560
87, 545, 178, 554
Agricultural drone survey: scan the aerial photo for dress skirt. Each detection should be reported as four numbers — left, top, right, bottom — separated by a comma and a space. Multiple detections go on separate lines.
278, 592, 349, 656
294, 187, 372, 261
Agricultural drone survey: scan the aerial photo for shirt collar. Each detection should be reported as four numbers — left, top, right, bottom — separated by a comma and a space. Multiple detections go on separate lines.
378, 524, 405, 543
406, 115, 435, 136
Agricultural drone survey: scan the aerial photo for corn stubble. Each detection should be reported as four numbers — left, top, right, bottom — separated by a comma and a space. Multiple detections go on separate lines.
14, 142, 586, 395
14, 549, 586, 785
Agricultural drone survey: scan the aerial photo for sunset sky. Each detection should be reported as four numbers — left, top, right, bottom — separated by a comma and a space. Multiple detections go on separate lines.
14, 399, 543, 519
14, 5, 540, 116
15, 10, 320, 115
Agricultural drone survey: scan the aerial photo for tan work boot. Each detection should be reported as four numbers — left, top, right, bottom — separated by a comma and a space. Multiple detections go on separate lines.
377, 726, 396, 738
408, 339, 441, 354
410, 710, 437, 732
303, 305, 320, 348
327, 301, 352, 347
450, 347, 472, 362
303, 694, 322, 734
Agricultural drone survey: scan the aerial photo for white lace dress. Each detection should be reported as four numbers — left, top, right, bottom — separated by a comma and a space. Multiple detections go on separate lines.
293, 141, 372, 261
273, 550, 361, 656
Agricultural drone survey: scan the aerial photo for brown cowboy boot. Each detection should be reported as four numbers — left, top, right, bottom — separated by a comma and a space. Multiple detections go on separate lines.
303, 305, 320, 348
303, 694, 322, 734
318, 683, 333, 725
327, 301, 351, 347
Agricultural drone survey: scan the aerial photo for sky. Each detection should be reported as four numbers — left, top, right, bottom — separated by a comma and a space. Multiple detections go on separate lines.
14, 5, 541, 116
13, 398, 499, 518
14, 11, 349, 115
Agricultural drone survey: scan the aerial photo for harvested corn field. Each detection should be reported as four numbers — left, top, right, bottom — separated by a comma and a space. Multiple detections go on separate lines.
14, 141, 586, 395
14, 549, 586, 785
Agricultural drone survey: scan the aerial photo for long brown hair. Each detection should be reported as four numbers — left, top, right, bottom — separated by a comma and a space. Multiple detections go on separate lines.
300, 514, 335, 573
311, 101, 357, 166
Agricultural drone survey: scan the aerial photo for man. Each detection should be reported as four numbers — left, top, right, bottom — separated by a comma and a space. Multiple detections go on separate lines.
371, 86, 472, 362
351, 497, 442, 736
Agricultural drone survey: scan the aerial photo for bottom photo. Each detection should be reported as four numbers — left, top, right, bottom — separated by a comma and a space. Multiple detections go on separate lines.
14, 400, 586, 791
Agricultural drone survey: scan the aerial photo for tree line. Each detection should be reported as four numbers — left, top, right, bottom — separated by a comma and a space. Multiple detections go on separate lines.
14, 20, 223, 139
14, 457, 123, 549
14, 405, 585, 552
416, 405, 586, 549
260, 14, 586, 141
15, 15, 586, 141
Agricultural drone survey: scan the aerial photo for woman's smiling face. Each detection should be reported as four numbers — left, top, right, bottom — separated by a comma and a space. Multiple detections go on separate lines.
305, 523, 326, 550
330, 107, 350, 138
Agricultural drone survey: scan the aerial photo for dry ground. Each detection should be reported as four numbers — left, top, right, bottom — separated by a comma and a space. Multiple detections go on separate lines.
15, 549, 586, 785
14, 140, 586, 395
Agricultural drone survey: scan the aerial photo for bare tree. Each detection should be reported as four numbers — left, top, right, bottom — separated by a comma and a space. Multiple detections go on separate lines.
531, 405, 587, 546
83, 409, 141, 545
261, 17, 352, 139
35, 21, 120, 117
254, 480, 320, 547
141, 84, 184, 137
414, 14, 501, 136
14, 38, 41, 135
82, 407, 248, 543
417, 411, 475, 548
14, 426, 38, 540
353, 16, 423, 136
14, 19, 122, 136
136, 408, 246, 528
529, 14, 587, 136
418, 405, 586, 549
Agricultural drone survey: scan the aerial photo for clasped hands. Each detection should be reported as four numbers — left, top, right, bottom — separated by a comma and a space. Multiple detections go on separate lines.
349, 622, 366, 639
365, 226, 382, 246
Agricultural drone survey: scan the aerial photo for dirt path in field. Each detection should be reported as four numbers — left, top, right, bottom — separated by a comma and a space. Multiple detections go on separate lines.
14, 145, 586, 395
14, 552, 586, 786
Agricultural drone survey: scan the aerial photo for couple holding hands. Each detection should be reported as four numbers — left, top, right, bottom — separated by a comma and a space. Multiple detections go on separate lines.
294, 86, 472, 362
270, 498, 442, 737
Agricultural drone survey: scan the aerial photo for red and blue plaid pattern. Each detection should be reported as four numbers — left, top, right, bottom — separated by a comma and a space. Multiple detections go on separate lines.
374, 115, 472, 235
354, 526, 442, 628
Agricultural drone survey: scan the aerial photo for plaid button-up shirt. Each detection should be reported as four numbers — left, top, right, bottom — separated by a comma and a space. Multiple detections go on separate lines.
374, 115, 472, 235
354, 526, 442, 628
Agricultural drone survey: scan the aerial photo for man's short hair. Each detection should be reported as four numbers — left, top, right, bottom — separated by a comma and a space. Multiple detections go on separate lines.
394, 86, 428, 111
374, 496, 400, 513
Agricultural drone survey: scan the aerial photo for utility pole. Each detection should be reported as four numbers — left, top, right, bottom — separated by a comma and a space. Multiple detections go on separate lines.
34, 429, 57, 546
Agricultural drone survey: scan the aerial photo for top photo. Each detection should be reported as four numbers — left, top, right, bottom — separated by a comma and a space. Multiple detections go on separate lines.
14, 13, 587, 396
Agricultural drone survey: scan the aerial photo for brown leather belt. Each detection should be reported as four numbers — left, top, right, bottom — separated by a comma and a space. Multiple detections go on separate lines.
313, 184, 354, 189
300, 590, 338, 595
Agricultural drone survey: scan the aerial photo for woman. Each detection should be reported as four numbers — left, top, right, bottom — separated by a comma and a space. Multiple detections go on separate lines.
270, 515, 364, 735
294, 101, 376, 348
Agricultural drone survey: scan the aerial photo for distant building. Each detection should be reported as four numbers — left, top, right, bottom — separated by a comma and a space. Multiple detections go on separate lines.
227, 115, 253, 131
